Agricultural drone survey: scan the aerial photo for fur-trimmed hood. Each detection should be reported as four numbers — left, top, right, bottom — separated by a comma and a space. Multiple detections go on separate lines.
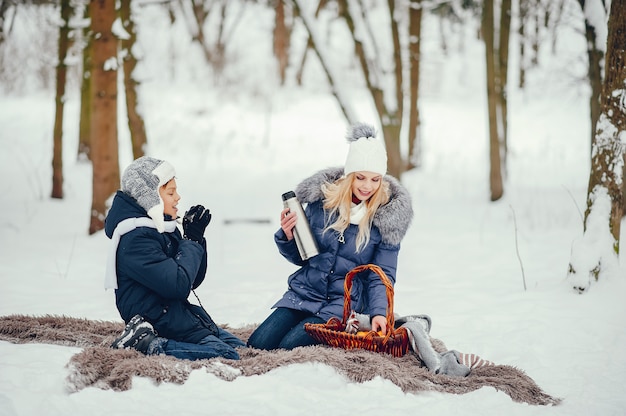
294, 167, 413, 246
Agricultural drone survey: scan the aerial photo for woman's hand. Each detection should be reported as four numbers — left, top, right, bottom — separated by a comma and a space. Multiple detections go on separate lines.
280, 208, 297, 241
371, 315, 387, 334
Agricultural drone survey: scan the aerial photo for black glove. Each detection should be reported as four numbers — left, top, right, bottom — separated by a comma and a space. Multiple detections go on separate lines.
183, 205, 212, 243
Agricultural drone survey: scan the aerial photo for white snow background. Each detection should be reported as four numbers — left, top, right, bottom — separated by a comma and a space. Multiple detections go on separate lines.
1, 2, 625, 415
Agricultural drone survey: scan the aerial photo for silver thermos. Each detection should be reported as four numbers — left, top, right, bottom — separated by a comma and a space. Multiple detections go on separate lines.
282, 191, 319, 260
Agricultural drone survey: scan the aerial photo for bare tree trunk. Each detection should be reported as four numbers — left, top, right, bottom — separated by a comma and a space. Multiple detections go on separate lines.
438, 15, 447, 55
213, 0, 228, 80
407, 0, 422, 170
498, 0, 512, 174
568, 0, 625, 291
382, 122, 403, 179
0, 0, 14, 46
51, 0, 71, 199
384, 0, 404, 179
550, 0, 566, 54
78, 1, 92, 161
295, 37, 311, 86
273, 0, 289, 85
387, 0, 402, 121
89, 0, 119, 235
518, 0, 527, 89
483, 0, 503, 201
586, 37, 604, 156
120, 0, 147, 159
184, 0, 212, 62
622, 159, 626, 217
588, 0, 625, 244
531, 0, 540, 66
582, 14, 604, 154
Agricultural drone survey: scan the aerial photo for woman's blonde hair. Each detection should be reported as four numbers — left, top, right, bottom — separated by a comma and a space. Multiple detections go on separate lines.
322, 172, 390, 252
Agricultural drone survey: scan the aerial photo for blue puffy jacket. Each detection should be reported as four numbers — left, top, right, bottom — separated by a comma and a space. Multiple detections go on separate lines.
105, 191, 218, 343
272, 168, 413, 322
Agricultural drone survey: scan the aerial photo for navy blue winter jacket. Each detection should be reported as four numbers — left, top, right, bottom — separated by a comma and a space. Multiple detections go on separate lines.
105, 191, 218, 343
273, 167, 413, 322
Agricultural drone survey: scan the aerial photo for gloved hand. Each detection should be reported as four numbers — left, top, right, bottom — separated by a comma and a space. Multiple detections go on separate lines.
183, 205, 212, 243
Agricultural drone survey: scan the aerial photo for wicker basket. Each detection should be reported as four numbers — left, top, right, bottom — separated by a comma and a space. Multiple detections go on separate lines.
304, 264, 410, 357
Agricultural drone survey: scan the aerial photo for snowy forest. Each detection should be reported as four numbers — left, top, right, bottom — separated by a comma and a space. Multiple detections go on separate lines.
0, 1, 626, 414
1, 0, 622, 290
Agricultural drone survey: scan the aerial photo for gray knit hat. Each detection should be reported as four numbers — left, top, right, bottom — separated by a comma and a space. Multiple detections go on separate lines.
121, 156, 176, 232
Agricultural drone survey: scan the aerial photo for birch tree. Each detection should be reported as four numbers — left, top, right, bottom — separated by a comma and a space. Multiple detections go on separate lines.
88, 0, 119, 235
567, 0, 625, 292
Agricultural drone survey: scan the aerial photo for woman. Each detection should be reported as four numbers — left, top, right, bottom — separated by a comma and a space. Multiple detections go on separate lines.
248, 123, 413, 350
105, 156, 245, 360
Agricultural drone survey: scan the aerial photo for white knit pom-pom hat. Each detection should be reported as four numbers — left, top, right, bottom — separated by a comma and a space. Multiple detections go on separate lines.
121, 156, 176, 232
344, 122, 387, 176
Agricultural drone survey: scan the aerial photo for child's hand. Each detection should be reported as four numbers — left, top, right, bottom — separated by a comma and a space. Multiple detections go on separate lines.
183, 205, 212, 242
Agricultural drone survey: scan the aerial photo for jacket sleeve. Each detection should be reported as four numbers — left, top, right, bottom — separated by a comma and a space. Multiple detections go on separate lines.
274, 200, 321, 266
365, 242, 400, 319
117, 228, 206, 300
274, 228, 306, 266
191, 238, 208, 290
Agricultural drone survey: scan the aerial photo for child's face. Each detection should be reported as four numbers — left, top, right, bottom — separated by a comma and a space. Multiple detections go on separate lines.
159, 179, 180, 218
351, 171, 382, 202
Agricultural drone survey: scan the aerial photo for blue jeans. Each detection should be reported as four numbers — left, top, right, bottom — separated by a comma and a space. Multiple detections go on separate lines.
247, 307, 325, 350
150, 327, 246, 360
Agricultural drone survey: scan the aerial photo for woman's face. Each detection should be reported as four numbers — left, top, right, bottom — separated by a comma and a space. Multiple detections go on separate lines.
159, 178, 180, 218
351, 171, 382, 202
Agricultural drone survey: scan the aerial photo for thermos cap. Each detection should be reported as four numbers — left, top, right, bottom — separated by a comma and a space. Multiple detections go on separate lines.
282, 191, 296, 201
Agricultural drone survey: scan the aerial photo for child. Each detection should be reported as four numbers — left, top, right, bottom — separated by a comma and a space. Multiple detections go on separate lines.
105, 156, 245, 360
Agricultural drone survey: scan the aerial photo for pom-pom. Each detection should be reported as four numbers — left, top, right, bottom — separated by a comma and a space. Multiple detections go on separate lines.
346, 122, 376, 143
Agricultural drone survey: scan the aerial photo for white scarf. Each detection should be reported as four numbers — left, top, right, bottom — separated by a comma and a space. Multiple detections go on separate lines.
104, 217, 178, 290
349, 201, 367, 225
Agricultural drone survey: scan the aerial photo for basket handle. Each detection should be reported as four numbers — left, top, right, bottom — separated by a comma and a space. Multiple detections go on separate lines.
342, 264, 396, 338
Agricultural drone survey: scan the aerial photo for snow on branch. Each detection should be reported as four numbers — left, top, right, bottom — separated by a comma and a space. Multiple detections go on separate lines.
583, 0, 609, 52
347, 0, 383, 87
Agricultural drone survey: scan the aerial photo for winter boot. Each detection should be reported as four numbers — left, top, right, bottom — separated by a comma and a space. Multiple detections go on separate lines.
111, 315, 157, 354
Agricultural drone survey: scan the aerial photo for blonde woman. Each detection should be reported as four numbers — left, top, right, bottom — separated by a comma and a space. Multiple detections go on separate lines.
248, 123, 413, 350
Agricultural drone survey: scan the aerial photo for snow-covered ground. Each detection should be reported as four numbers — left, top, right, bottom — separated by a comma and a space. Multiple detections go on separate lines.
1, 3, 625, 415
